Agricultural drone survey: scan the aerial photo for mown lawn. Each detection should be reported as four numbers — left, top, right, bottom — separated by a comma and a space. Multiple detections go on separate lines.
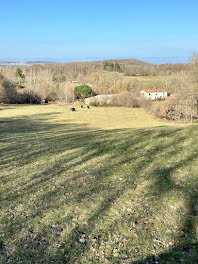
0, 105, 198, 263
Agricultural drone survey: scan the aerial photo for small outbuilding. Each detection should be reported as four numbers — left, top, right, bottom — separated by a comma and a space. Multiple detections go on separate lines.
41, 99, 48, 104
140, 89, 168, 100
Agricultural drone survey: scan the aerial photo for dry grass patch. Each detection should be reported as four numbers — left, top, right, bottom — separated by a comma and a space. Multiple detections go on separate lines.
0, 104, 167, 129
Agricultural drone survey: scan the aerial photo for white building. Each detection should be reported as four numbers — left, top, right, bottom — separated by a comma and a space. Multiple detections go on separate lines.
140, 89, 168, 100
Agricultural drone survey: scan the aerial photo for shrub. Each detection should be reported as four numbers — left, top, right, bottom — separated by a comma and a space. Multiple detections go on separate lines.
16, 68, 25, 80
18, 92, 41, 104
0, 75, 18, 103
0, 74, 41, 104
116, 91, 141, 108
74, 84, 96, 100
142, 95, 193, 122
157, 95, 191, 121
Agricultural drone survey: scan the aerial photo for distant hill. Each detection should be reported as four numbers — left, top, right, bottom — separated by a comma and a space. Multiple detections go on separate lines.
0, 61, 51, 67
103, 58, 154, 66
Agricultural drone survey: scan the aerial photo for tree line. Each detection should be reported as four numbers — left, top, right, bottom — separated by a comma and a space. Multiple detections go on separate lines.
0, 55, 198, 122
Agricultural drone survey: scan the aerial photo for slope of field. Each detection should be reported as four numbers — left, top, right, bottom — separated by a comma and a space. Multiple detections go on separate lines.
0, 105, 198, 263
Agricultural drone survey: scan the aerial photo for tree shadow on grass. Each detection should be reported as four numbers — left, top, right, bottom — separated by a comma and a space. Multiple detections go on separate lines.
0, 113, 198, 263
133, 141, 198, 263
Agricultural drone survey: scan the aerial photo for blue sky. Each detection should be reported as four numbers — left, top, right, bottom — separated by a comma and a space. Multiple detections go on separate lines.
0, 0, 198, 61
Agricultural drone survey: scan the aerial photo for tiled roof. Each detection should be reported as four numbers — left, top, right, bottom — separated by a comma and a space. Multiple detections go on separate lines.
144, 89, 165, 93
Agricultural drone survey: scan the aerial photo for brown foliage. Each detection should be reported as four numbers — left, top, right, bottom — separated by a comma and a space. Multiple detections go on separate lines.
0, 74, 41, 104
0, 75, 18, 104
116, 91, 141, 108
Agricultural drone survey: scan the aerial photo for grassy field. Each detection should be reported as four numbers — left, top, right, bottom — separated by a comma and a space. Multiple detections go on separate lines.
0, 105, 198, 263
122, 75, 174, 91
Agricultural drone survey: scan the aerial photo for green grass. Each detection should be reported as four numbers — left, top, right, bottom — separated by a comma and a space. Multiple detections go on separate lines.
0, 105, 198, 263
122, 74, 174, 90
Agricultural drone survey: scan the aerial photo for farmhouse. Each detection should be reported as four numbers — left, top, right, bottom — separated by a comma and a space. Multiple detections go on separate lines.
140, 89, 168, 100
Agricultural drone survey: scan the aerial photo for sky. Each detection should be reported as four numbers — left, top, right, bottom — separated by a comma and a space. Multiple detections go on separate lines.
0, 0, 198, 62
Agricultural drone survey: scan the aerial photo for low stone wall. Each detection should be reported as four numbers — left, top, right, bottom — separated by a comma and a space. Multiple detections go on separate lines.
85, 94, 118, 106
